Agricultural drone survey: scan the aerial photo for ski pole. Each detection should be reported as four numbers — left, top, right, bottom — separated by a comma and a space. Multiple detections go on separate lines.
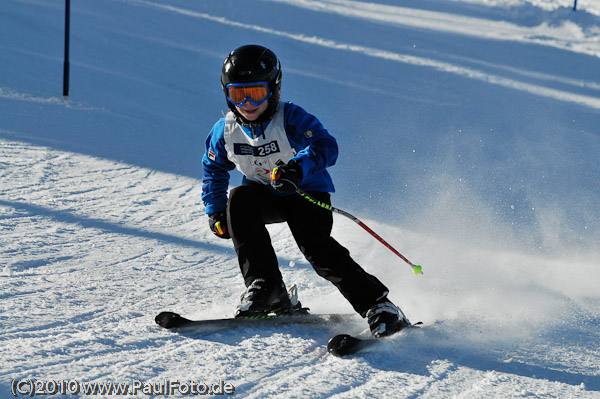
296, 189, 423, 275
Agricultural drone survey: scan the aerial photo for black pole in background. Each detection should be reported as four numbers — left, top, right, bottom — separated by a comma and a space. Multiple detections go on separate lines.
573, 0, 577, 11
63, 0, 70, 100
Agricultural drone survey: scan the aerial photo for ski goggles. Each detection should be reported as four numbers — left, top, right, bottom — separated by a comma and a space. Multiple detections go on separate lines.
226, 82, 272, 107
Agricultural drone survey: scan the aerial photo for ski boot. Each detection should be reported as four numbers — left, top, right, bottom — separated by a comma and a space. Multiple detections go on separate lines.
366, 298, 410, 338
235, 278, 307, 318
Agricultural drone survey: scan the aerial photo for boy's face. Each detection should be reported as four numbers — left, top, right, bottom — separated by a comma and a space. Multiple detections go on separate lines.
236, 100, 269, 122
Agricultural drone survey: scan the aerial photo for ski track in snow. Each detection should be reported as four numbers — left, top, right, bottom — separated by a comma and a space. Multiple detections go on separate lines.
267, 0, 600, 57
1, 0, 600, 397
134, 0, 600, 111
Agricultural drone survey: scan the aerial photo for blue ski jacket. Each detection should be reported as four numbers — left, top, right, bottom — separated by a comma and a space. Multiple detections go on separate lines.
202, 102, 337, 215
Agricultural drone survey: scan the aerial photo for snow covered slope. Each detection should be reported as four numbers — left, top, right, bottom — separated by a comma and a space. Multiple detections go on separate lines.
1, 0, 599, 397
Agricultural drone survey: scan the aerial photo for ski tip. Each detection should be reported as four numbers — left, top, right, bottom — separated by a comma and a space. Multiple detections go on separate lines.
327, 334, 374, 358
155, 311, 184, 329
327, 334, 353, 357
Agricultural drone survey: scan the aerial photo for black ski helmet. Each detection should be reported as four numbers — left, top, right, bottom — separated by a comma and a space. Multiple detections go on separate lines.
221, 44, 282, 126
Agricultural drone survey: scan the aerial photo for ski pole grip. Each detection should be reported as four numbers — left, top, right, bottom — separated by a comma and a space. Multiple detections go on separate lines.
271, 167, 281, 182
215, 221, 225, 236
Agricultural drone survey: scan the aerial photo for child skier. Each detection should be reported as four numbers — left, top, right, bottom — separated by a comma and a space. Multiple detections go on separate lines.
201, 44, 409, 337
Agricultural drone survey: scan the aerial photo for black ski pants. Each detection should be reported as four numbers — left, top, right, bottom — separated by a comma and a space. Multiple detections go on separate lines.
226, 183, 388, 316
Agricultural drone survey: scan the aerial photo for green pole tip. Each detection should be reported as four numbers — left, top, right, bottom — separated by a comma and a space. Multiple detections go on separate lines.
413, 265, 422, 274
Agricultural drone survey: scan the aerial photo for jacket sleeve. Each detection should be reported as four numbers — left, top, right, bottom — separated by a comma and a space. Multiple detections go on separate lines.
284, 102, 338, 180
201, 119, 235, 215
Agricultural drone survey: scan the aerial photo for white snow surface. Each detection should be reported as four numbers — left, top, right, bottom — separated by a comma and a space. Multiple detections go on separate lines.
1, 0, 599, 397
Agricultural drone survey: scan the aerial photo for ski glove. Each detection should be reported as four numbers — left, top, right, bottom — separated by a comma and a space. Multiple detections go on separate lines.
270, 161, 303, 194
208, 211, 230, 239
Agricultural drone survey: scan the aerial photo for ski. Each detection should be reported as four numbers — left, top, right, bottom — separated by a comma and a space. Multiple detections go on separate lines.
327, 334, 378, 357
327, 322, 422, 358
155, 311, 356, 333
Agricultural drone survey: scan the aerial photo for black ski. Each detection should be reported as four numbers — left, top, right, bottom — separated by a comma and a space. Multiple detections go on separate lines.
327, 334, 377, 357
327, 322, 422, 358
155, 311, 355, 333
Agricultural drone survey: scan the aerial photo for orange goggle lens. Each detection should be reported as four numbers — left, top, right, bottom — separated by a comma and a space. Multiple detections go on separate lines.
226, 82, 271, 107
